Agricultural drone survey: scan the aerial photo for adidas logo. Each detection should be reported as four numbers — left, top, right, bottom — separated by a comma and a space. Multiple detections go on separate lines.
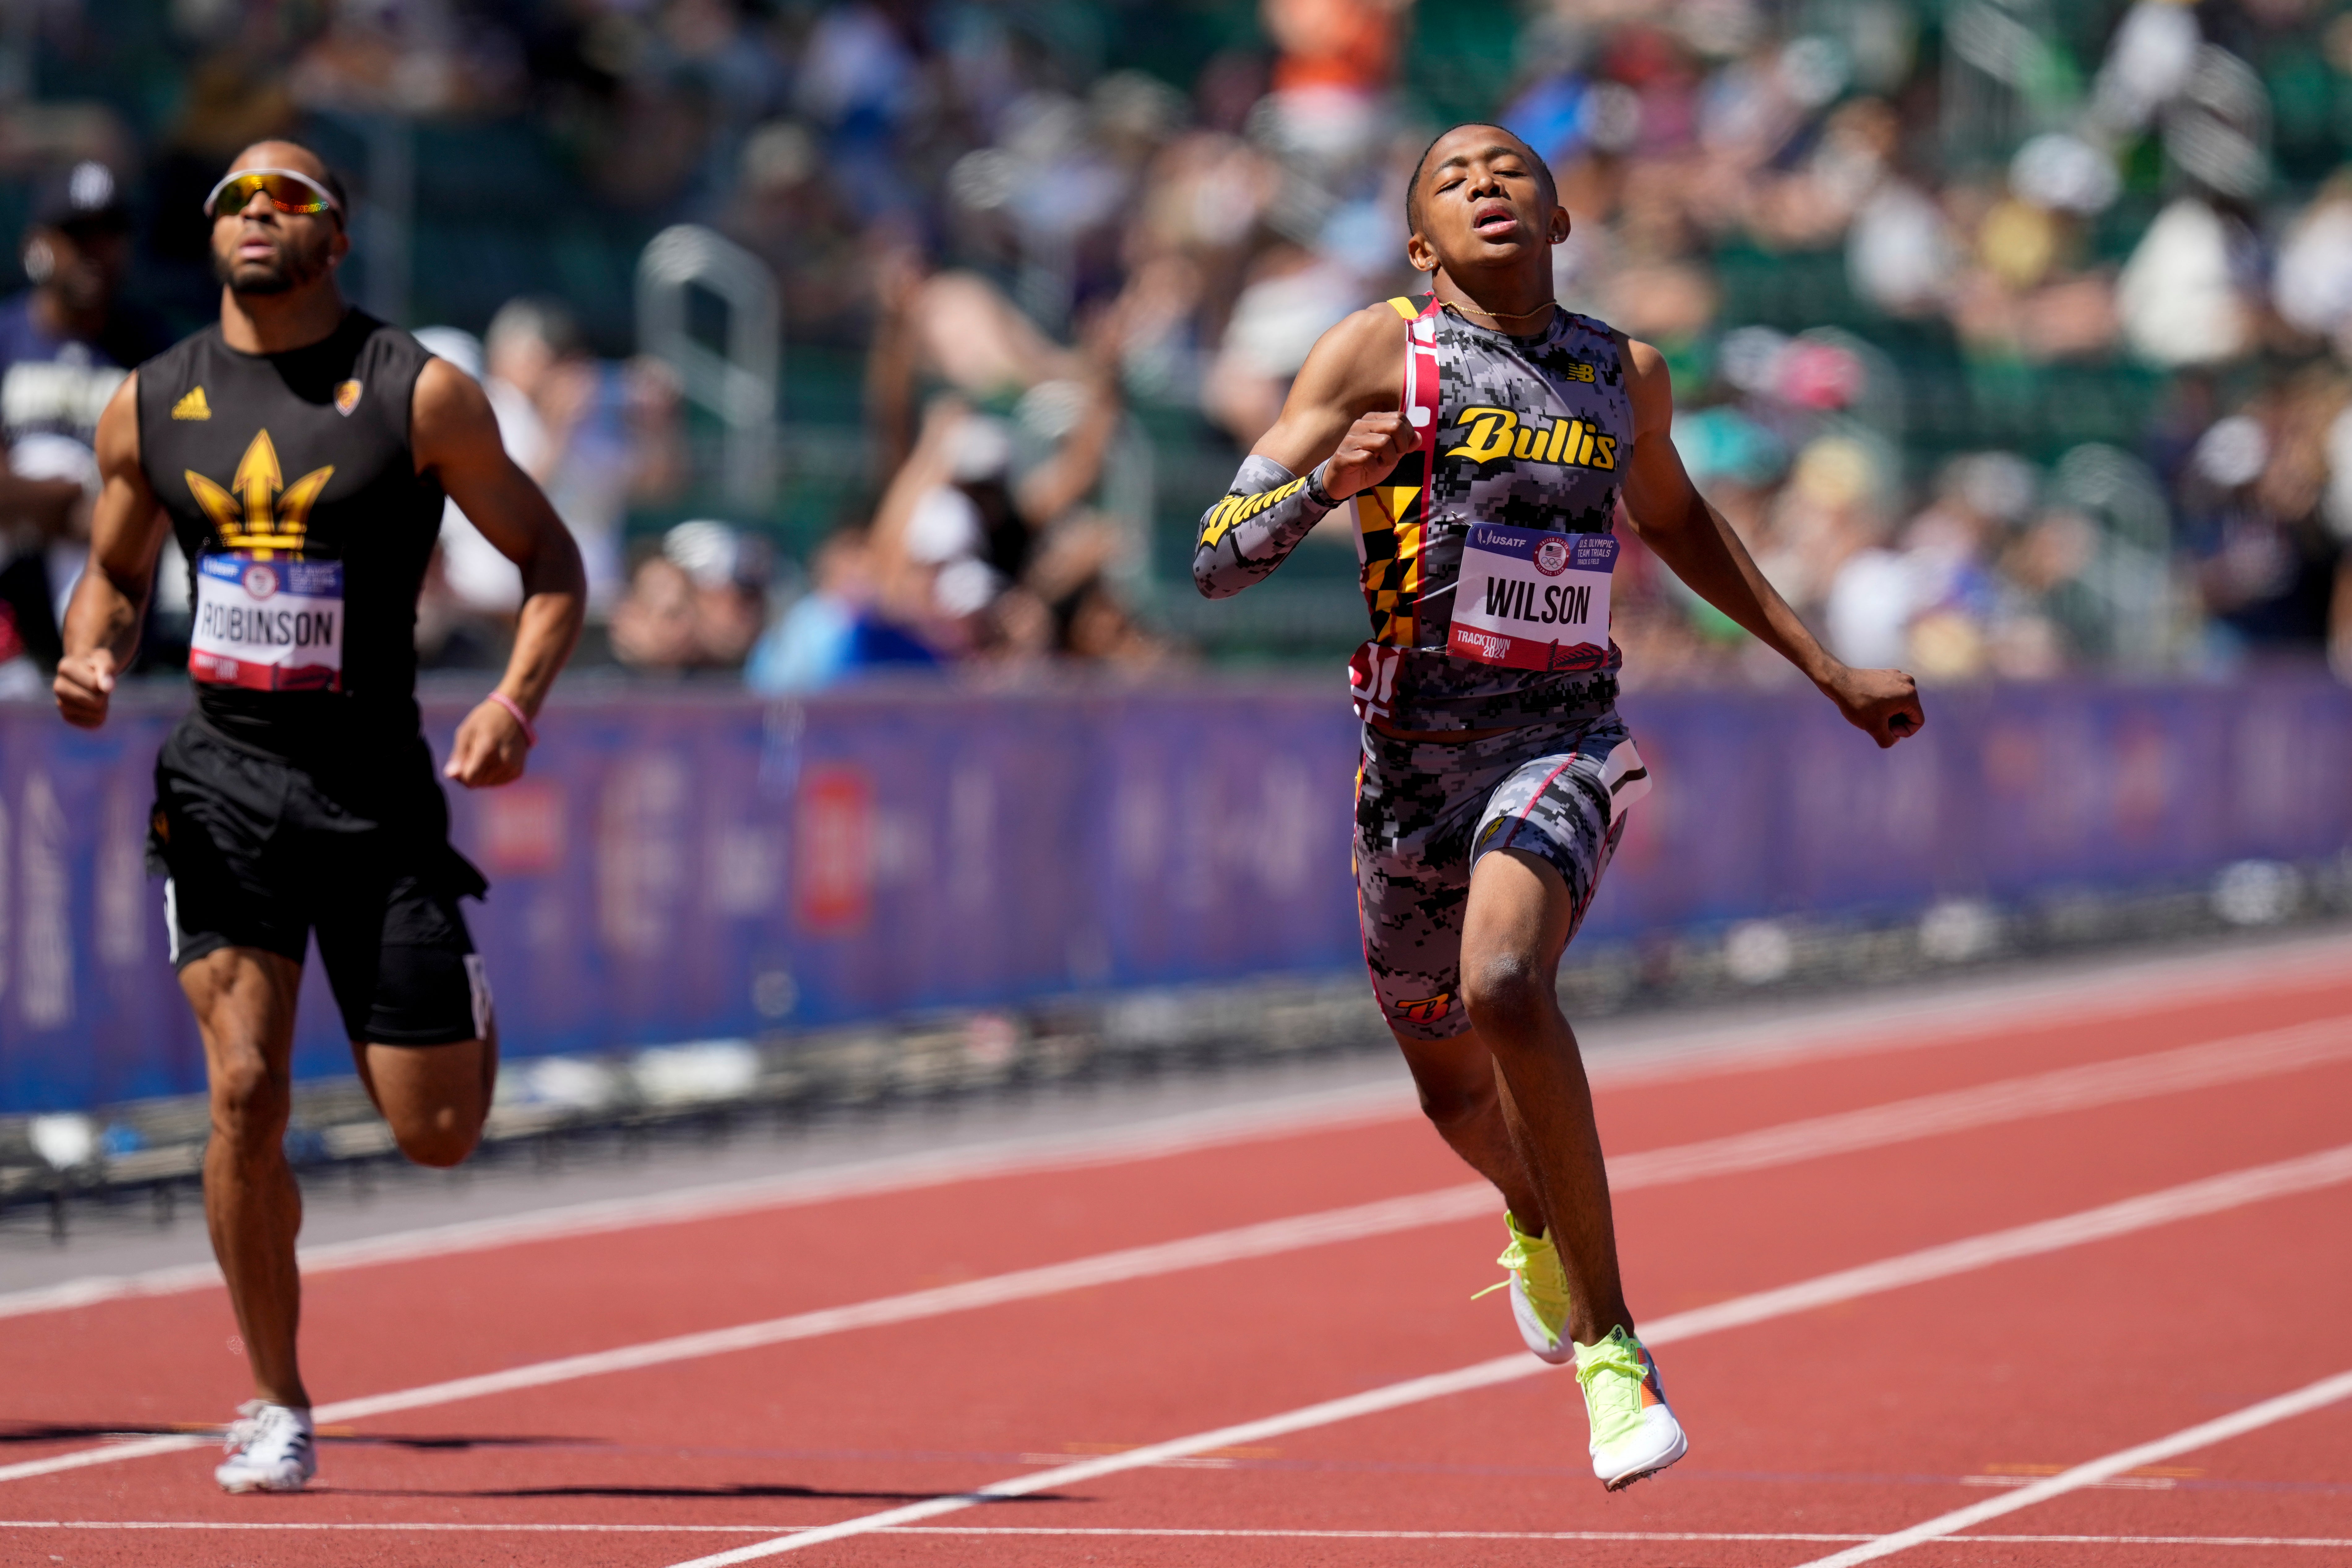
171, 387, 210, 421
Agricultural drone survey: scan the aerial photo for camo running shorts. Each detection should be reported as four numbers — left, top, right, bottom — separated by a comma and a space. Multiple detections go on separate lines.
1354, 708, 1649, 1041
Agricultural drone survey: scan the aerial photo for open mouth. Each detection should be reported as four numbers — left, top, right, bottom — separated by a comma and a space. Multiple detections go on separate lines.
1473, 202, 1518, 238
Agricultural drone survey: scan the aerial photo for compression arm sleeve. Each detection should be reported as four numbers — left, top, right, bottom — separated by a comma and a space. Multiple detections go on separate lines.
1192, 454, 1336, 599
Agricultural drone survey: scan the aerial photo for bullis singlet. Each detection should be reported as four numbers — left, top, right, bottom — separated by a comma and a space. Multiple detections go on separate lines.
1348, 295, 1631, 732
136, 310, 444, 759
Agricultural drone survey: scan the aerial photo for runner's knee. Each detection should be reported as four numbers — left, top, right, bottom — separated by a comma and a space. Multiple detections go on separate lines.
387, 1102, 481, 1169
1415, 1070, 1497, 1131
1462, 951, 1555, 1042
209, 1050, 290, 1151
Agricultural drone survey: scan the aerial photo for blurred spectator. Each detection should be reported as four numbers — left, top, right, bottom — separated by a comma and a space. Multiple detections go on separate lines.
31, 0, 2352, 688
744, 526, 940, 692
610, 554, 703, 672
2116, 198, 2261, 368
2174, 371, 2347, 662
2275, 171, 2352, 357
0, 162, 170, 693
612, 520, 774, 674
411, 325, 516, 668
470, 297, 687, 617
664, 519, 770, 666
863, 277, 1144, 664
1203, 243, 1368, 448
722, 121, 867, 346
287, 0, 527, 118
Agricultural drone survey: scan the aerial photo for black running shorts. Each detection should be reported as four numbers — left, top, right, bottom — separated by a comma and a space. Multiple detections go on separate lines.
148, 715, 492, 1046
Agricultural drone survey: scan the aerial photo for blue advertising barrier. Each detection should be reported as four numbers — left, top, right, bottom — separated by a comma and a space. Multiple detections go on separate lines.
3, 673, 2349, 1112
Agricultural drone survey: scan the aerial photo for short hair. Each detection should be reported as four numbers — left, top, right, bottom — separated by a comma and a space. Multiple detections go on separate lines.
1405, 123, 1558, 237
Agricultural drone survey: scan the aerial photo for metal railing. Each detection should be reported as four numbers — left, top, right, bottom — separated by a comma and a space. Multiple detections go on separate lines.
637, 224, 781, 509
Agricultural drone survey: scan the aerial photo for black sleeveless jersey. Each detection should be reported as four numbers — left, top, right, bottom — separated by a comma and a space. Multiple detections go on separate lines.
136, 310, 443, 758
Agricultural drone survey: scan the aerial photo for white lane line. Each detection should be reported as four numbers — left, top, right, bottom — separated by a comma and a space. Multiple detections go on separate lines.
16, 933, 2350, 1326
11, 1003, 2343, 1329
0, 1186, 1493, 1486
1604, 1015, 2352, 1191
0, 1437, 210, 1480
1791, 1368, 2352, 1568
0, 1077, 1418, 1322
663, 1143, 2352, 1565
7, 1523, 2350, 1547
8, 1029, 2348, 1489
1579, 927, 2352, 1092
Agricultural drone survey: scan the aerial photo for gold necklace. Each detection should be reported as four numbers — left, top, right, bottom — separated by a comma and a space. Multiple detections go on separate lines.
1443, 296, 1557, 325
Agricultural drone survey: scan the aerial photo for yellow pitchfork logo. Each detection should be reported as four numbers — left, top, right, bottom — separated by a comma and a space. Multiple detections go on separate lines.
185, 430, 334, 558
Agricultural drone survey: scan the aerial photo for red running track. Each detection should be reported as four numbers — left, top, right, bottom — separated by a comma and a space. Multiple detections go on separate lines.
4, 945, 2352, 1566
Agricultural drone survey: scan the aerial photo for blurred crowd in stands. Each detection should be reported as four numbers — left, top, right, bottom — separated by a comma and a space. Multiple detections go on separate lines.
1, 0, 2350, 696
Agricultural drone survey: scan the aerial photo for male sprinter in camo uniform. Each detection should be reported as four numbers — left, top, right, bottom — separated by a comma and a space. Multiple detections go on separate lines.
1194, 124, 1923, 1488
53, 142, 584, 1492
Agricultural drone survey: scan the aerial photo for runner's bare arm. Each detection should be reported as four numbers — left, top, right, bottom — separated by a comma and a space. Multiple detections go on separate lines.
53, 373, 168, 730
412, 357, 587, 787
1194, 304, 1415, 598
1615, 337, 1923, 748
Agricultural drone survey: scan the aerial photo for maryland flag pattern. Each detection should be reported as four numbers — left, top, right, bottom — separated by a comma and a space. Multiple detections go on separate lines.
1349, 294, 1633, 733
1353, 296, 1440, 649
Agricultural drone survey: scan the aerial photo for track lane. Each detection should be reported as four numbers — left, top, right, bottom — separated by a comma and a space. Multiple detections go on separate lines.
10, 1030, 2348, 1491
1587, 971, 2352, 1158
697, 1173, 2352, 1568
11, 965, 2352, 1563
18, 1147, 2352, 1561
9, 981, 2347, 1437
14, 1086, 2341, 1560
1792, 1369, 2352, 1567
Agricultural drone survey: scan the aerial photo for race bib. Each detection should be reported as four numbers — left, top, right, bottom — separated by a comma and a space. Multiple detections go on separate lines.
189, 552, 344, 692
1447, 523, 1616, 671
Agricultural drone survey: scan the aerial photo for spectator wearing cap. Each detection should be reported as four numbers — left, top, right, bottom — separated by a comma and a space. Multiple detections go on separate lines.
468, 297, 688, 622
612, 520, 778, 674
0, 161, 171, 693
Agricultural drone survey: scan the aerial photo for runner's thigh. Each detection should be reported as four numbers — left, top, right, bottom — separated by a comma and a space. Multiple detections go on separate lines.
1467, 715, 1640, 950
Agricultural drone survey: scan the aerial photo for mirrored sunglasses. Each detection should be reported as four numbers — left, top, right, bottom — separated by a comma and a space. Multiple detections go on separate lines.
205, 169, 342, 221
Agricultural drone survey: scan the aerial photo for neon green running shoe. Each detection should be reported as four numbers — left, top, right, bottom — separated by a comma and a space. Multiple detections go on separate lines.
1473, 1210, 1574, 1364
1574, 1325, 1687, 1489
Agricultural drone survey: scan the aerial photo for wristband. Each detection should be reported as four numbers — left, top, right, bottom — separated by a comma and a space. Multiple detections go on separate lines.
487, 690, 537, 748
1304, 462, 1339, 510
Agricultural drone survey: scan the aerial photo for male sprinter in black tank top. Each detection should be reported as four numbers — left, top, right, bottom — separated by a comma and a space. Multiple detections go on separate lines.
1194, 125, 1924, 1489
52, 141, 585, 1493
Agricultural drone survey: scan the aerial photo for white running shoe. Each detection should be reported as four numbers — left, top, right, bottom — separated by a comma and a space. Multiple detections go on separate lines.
1574, 1327, 1687, 1490
215, 1400, 316, 1493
